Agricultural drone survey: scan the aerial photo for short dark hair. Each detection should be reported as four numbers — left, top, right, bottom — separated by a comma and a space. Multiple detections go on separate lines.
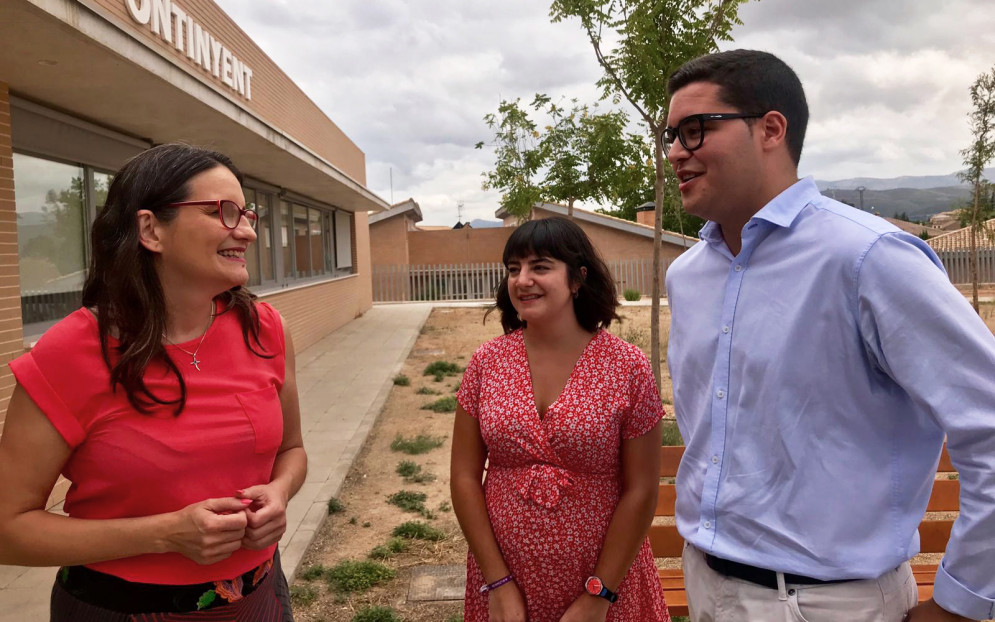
668, 49, 809, 166
487, 217, 620, 333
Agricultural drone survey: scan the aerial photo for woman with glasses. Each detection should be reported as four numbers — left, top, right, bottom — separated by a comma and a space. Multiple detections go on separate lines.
0, 143, 305, 621
451, 217, 670, 622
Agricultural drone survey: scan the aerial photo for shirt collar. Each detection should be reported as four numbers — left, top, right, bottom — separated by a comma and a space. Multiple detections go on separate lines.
751, 176, 820, 228
698, 176, 821, 247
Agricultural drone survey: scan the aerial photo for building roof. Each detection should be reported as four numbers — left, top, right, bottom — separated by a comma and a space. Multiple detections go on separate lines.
368, 198, 423, 225
926, 218, 995, 251
882, 217, 946, 238
495, 202, 698, 247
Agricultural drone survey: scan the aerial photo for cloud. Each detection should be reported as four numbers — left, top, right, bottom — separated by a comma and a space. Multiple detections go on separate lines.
217, 0, 995, 224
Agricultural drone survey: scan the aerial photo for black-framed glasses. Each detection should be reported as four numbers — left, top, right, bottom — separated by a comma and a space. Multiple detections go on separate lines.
662, 113, 765, 155
168, 200, 258, 229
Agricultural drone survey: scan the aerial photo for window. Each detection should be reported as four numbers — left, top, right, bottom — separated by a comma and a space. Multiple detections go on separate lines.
13, 153, 87, 330
293, 205, 310, 277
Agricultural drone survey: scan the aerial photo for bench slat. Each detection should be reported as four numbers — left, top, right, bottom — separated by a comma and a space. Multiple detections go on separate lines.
649, 524, 684, 558
919, 520, 954, 554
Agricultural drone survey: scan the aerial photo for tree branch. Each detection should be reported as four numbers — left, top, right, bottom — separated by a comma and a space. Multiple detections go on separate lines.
586, 28, 655, 127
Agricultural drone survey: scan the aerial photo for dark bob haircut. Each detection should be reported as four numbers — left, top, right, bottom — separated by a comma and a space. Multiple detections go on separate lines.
668, 49, 809, 167
488, 216, 620, 334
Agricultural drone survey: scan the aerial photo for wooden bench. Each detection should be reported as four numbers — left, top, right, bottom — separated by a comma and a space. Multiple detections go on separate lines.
651, 444, 958, 617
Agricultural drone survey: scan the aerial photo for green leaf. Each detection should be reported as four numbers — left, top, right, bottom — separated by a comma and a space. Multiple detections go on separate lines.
197, 589, 217, 610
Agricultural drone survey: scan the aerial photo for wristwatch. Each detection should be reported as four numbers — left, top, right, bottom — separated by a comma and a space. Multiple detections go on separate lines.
585, 575, 618, 603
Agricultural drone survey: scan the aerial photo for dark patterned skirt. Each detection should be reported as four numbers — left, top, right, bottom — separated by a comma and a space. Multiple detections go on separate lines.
50, 552, 294, 621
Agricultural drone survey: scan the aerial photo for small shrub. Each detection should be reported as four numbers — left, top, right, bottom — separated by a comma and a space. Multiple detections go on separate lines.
623, 288, 642, 301
396, 461, 436, 484
416, 386, 441, 395
453, 380, 461, 392
392, 374, 410, 386
393, 520, 445, 541
369, 537, 409, 560
660, 420, 684, 446
387, 490, 428, 514
397, 460, 419, 477
363, 522, 371, 528
352, 606, 402, 622
438, 500, 452, 512
424, 361, 461, 377
391, 433, 445, 455
620, 326, 649, 350
445, 615, 464, 622
290, 584, 318, 607
948, 473, 959, 480
349, 517, 358, 525
327, 497, 345, 515
326, 560, 396, 593
422, 395, 458, 413
299, 564, 328, 581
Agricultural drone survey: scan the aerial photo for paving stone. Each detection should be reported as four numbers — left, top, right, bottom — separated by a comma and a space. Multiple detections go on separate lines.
408, 564, 466, 602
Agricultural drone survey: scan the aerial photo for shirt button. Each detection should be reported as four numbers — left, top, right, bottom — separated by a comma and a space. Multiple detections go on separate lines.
734, 265, 743, 272
716, 389, 725, 399
703, 521, 712, 529
711, 455, 720, 464
722, 325, 730, 334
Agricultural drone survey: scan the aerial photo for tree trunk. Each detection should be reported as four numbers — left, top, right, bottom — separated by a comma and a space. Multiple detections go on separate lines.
650, 126, 665, 392
568, 197, 575, 219
971, 182, 981, 313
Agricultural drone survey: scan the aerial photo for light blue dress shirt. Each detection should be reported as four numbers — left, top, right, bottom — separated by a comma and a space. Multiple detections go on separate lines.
666, 177, 995, 619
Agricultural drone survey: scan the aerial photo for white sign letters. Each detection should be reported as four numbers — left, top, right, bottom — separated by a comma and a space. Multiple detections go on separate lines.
125, 0, 253, 100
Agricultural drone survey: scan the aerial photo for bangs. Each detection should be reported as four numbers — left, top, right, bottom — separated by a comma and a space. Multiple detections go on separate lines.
502, 219, 573, 266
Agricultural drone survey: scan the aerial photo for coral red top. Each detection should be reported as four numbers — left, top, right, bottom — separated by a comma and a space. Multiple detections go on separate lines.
9, 301, 286, 585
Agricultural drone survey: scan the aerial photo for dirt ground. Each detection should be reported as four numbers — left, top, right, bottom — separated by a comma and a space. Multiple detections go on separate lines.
290, 301, 995, 622
289, 306, 668, 621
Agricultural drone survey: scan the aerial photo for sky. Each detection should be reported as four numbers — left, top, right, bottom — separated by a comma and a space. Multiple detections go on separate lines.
214, 0, 995, 226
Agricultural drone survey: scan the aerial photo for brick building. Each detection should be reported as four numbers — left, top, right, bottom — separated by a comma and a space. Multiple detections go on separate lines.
0, 0, 388, 436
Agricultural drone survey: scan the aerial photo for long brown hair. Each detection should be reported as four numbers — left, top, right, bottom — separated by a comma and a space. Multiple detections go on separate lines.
81, 143, 271, 415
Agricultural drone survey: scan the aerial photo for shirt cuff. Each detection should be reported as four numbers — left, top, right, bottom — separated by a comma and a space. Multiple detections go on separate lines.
933, 559, 995, 620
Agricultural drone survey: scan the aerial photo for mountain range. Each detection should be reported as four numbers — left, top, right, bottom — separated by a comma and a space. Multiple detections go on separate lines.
814, 168, 994, 219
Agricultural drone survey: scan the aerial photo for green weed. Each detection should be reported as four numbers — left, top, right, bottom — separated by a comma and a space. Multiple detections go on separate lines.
299, 564, 329, 581
396, 461, 436, 484
290, 584, 318, 607
623, 288, 642, 301
391, 433, 445, 455
416, 386, 441, 395
351, 606, 402, 622
421, 396, 457, 413
660, 420, 684, 446
327, 497, 346, 515
368, 537, 409, 560
392, 374, 410, 386
326, 560, 396, 593
424, 361, 461, 377
393, 521, 445, 541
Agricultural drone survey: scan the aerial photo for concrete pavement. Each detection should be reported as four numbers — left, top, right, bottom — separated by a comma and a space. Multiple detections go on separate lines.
0, 302, 434, 621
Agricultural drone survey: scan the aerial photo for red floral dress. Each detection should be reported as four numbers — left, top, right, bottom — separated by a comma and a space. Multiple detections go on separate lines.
456, 329, 670, 622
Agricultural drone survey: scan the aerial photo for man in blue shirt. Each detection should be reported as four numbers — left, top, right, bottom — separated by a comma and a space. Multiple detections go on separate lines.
664, 49, 995, 621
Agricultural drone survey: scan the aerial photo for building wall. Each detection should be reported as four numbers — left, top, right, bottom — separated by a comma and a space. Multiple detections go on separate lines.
369, 216, 410, 266
85, 0, 367, 184
0, 82, 23, 436
408, 228, 513, 265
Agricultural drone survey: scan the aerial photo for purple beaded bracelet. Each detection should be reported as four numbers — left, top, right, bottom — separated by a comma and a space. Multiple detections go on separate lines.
479, 574, 514, 595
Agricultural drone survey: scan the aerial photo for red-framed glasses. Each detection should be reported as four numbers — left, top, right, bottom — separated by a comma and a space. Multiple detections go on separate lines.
167, 200, 258, 229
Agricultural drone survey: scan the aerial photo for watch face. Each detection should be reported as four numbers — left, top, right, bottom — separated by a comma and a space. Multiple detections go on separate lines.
585, 576, 603, 595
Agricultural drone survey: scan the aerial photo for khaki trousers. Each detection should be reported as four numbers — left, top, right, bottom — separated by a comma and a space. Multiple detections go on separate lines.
682, 544, 918, 622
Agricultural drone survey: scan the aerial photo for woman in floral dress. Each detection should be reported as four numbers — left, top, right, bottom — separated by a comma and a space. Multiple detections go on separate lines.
452, 217, 670, 622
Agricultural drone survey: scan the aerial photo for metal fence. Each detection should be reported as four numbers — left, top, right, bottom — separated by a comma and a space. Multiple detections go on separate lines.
934, 249, 995, 284
372, 259, 668, 302
21, 289, 82, 325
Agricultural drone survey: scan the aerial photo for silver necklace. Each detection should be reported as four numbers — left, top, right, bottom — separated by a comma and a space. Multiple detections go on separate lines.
163, 309, 215, 371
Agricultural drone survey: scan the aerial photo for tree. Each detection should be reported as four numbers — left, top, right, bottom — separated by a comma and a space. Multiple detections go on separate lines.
550, 0, 752, 389
477, 95, 655, 222
475, 97, 548, 222
958, 65, 995, 313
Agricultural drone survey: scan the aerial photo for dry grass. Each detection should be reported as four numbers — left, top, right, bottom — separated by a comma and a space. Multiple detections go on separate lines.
291, 300, 994, 621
